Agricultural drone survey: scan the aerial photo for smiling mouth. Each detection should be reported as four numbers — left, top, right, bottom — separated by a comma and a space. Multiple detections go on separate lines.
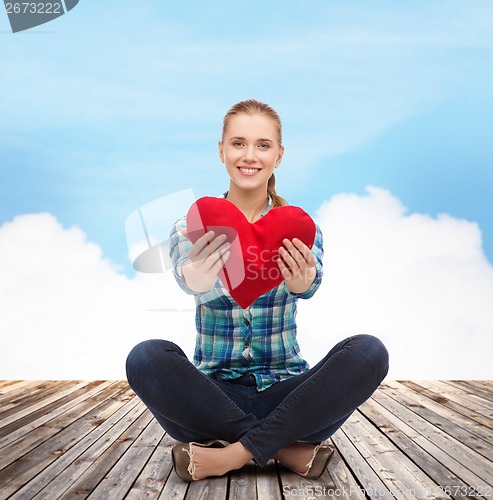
238, 167, 261, 175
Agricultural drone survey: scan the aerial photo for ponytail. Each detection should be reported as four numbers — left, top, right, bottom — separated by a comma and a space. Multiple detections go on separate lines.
268, 173, 287, 207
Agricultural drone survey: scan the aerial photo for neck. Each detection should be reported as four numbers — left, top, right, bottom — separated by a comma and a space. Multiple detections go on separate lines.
226, 185, 269, 223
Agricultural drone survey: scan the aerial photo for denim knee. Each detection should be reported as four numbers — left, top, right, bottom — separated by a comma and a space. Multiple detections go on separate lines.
125, 339, 185, 386
126, 340, 155, 387
355, 334, 389, 380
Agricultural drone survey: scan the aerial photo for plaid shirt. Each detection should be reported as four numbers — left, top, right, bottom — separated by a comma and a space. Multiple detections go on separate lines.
168, 194, 324, 391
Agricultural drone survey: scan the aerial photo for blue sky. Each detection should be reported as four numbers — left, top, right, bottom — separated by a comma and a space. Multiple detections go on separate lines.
2, 1, 493, 380
1, 0, 492, 276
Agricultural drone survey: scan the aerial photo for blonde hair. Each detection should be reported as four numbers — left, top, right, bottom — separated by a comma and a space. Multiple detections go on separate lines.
222, 99, 288, 208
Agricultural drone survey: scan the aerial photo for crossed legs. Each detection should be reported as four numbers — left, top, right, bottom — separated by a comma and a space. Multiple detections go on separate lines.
126, 334, 389, 478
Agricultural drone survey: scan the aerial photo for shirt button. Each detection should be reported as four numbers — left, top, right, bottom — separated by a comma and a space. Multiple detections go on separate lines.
244, 319, 250, 326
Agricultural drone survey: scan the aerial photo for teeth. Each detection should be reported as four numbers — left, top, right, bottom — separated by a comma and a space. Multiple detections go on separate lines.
239, 168, 259, 174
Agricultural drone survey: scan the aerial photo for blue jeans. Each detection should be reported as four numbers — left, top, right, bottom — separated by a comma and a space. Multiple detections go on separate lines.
125, 334, 389, 467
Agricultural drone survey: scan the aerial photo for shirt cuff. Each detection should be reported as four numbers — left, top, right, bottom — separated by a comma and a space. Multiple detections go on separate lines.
281, 267, 322, 299
173, 257, 202, 296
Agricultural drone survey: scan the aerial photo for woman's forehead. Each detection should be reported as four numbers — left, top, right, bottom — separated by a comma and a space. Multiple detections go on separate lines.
225, 113, 278, 138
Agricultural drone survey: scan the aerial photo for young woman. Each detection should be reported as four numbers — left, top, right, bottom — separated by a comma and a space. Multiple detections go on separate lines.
126, 99, 389, 482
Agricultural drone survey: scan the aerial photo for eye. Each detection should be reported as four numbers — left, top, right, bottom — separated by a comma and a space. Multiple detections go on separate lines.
258, 143, 270, 149
232, 141, 244, 147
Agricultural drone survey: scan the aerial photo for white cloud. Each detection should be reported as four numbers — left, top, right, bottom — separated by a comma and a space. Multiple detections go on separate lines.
298, 186, 493, 379
0, 213, 196, 380
2, 189, 493, 380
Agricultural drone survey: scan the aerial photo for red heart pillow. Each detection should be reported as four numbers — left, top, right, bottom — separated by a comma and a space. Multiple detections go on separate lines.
185, 197, 316, 309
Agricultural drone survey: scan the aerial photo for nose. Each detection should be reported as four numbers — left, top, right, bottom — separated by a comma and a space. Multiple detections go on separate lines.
242, 145, 257, 163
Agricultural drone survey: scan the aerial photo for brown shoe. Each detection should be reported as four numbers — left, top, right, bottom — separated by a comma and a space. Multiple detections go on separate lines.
299, 444, 334, 479
171, 440, 228, 481
281, 443, 334, 479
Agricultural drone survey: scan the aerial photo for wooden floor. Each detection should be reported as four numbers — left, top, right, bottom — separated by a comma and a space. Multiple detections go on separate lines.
0, 380, 492, 500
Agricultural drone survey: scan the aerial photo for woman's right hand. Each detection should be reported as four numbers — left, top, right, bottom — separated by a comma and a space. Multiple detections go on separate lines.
180, 229, 231, 292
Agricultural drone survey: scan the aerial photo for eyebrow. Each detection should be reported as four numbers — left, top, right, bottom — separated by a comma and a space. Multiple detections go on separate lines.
230, 136, 274, 143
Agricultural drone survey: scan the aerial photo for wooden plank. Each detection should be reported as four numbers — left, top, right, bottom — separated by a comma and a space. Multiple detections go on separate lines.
0, 379, 53, 395
26, 397, 145, 498
384, 380, 493, 446
0, 380, 45, 399
0, 381, 119, 469
125, 433, 176, 499
381, 381, 493, 461
0, 380, 91, 431
158, 467, 189, 499
0, 380, 61, 415
342, 410, 449, 499
372, 387, 493, 491
9, 390, 140, 499
255, 460, 282, 500
325, 446, 366, 499
1, 380, 492, 499
0, 380, 75, 420
278, 466, 338, 499
462, 380, 493, 396
88, 417, 166, 498
51, 404, 154, 499
228, 461, 258, 499
0, 383, 133, 498
360, 395, 472, 498
399, 381, 493, 429
0, 380, 113, 440
184, 474, 229, 500
0, 381, 116, 453
0, 380, 69, 405
418, 381, 493, 415
0, 380, 24, 390
442, 381, 493, 405
330, 427, 394, 499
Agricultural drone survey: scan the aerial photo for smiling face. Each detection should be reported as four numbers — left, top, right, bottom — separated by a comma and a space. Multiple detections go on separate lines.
219, 113, 284, 196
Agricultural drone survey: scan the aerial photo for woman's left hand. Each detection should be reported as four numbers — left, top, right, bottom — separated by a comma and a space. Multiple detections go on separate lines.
277, 238, 316, 294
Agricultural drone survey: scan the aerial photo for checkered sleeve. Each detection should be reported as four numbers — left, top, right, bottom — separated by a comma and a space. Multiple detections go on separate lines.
168, 217, 201, 296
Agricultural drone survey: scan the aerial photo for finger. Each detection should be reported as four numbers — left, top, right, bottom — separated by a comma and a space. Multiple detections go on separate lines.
279, 246, 300, 274
189, 230, 216, 260
277, 257, 293, 280
209, 248, 231, 275
196, 234, 229, 263
290, 238, 316, 266
281, 240, 304, 268
206, 233, 229, 255
200, 239, 230, 269
282, 238, 305, 265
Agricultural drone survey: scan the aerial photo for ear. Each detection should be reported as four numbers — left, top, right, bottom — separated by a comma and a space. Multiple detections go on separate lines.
218, 141, 225, 163
275, 145, 284, 168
